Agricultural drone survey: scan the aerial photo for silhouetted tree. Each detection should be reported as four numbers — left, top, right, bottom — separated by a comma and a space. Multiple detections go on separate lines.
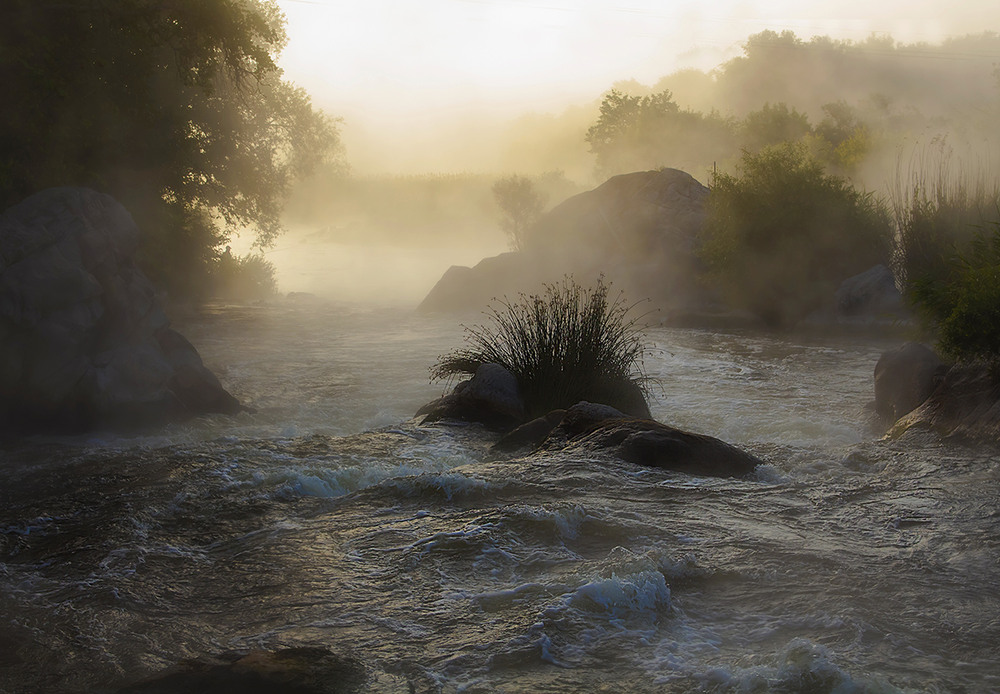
0, 0, 341, 299
492, 175, 547, 250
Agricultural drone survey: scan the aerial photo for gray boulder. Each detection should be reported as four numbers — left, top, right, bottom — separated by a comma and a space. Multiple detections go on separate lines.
874, 342, 945, 425
836, 264, 903, 316
0, 187, 242, 431
416, 363, 527, 431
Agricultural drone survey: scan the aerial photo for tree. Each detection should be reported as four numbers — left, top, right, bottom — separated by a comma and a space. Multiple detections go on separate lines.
0, 0, 342, 299
585, 89, 736, 178
492, 175, 547, 250
740, 102, 812, 152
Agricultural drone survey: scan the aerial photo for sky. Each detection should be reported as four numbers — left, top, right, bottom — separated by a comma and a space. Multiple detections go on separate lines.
274, 0, 1000, 172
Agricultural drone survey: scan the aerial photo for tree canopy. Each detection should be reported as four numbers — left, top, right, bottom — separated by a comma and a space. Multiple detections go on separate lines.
0, 0, 341, 298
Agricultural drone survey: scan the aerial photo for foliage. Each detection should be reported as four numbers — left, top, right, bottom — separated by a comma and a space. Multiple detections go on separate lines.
0, 0, 341, 300
432, 278, 650, 417
911, 222, 1000, 363
891, 149, 1000, 361
211, 247, 278, 301
699, 143, 891, 327
889, 145, 999, 289
491, 175, 548, 250
740, 102, 812, 152
585, 89, 736, 178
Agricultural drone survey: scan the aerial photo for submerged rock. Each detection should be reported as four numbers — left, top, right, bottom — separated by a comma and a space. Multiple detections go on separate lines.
874, 342, 945, 425
117, 647, 367, 694
488, 401, 761, 478
0, 187, 243, 432
536, 402, 761, 478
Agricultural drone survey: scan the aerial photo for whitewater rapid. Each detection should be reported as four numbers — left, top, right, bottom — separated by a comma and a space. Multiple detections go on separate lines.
1, 299, 997, 693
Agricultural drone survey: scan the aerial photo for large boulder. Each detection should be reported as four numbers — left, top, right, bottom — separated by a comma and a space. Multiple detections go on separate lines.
874, 342, 945, 425
418, 169, 710, 314
0, 187, 242, 431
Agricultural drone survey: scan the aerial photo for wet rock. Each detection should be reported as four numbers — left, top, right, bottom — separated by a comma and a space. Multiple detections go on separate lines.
537, 401, 761, 478
417, 362, 528, 431
0, 187, 243, 432
889, 364, 1000, 443
874, 342, 946, 424
117, 647, 366, 694
493, 408, 567, 452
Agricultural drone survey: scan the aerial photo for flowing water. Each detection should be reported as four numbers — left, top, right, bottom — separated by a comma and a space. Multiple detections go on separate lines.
1, 298, 998, 693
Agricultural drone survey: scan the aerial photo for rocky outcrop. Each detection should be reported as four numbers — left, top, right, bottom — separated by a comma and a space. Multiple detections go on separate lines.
888, 364, 1000, 443
0, 187, 243, 432
874, 343, 945, 425
419, 169, 711, 314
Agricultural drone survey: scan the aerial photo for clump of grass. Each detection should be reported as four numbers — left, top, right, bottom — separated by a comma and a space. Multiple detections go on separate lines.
432, 277, 651, 417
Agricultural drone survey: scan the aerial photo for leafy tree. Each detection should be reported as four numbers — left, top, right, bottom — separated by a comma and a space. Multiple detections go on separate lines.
585, 89, 735, 177
700, 143, 891, 327
740, 102, 812, 152
0, 0, 341, 299
492, 175, 547, 250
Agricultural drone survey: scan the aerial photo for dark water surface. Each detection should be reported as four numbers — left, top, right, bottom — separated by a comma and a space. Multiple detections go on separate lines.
1, 299, 998, 693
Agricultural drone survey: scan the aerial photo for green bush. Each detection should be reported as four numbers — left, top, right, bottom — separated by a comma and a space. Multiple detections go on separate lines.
911, 221, 1000, 363
432, 277, 650, 417
699, 143, 891, 327
211, 249, 278, 301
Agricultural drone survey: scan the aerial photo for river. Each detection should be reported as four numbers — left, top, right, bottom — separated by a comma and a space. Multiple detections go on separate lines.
1, 298, 997, 693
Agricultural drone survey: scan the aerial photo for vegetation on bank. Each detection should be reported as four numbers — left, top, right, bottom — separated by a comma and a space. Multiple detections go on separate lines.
699, 144, 892, 327
889, 157, 1000, 363
432, 278, 650, 417
1, 0, 340, 301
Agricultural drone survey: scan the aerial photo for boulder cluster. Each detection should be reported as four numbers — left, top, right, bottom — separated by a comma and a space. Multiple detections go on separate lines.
417, 362, 762, 479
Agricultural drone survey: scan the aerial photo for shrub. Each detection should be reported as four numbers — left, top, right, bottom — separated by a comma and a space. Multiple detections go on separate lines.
432, 277, 650, 417
889, 145, 999, 288
699, 143, 891, 327
911, 221, 1000, 363
211, 248, 278, 301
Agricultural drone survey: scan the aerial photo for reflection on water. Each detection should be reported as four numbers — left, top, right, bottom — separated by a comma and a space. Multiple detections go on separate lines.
1, 300, 997, 693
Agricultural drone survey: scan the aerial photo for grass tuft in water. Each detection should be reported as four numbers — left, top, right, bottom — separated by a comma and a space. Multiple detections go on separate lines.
432, 276, 652, 417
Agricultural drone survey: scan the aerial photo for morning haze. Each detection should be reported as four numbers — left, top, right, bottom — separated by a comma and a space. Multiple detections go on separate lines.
5, 3, 1000, 691
268, 0, 1000, 303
